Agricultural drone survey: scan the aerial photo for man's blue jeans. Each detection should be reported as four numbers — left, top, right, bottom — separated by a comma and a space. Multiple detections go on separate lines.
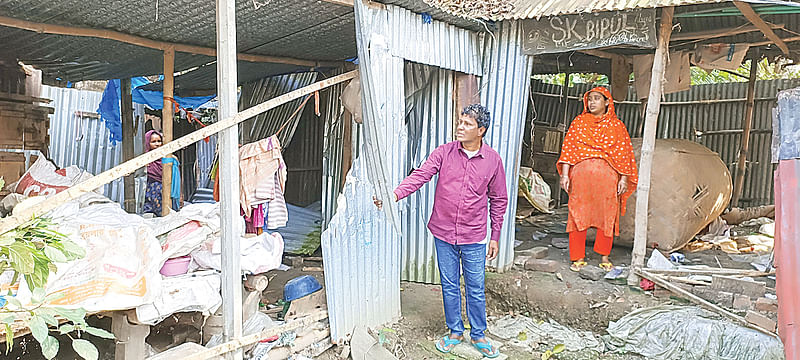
434, 238, 487, 340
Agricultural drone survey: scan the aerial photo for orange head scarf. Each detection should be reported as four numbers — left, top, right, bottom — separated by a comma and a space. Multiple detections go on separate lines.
557, 86, 638, 215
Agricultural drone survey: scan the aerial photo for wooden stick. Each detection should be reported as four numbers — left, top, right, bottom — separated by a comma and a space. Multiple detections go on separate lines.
0, 15, 340, 68
639, 269, 778, 337
628, 7, 674, 286
646, 268, 774, 277
0, 70, 358, 235
732, 56, 759, 207
172, 310, 328, 360
670, 23, 784, 42
162, 46, 175, 217
733, 2, 790, 55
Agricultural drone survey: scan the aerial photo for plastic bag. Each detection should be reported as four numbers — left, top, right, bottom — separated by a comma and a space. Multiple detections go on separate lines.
604, 305, 784, 360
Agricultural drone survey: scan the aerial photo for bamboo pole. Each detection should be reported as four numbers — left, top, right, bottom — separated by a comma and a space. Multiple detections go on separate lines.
557, 72, 571, 208
216, 0, 243, 359
121, 78, 136, 213
0, 70, 357, 235
161, 46, 175, 217
0, 15, 340, 67
732, 57, 759, 207
628, 7, 675, 286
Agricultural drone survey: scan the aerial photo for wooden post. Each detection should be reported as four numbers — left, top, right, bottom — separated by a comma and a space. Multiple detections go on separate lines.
341, 110, 352, 190
216, 0, 243, 359
121, 78, 136, 213
628, 7, 674, 286
161, 46, 175, 216
557, 72, 571, 208
732, 57, 759, 207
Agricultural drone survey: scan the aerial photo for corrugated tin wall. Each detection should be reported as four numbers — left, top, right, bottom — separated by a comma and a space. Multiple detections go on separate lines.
44, 85, 145, 205
529, 78, 800, 206
239, 72, 318, 146
400, 63, 454, 283
480, 20, 534, 272
322, 0, 405, 343
284, 105, 324, 207
321, 76, 361, 228
388, 6, 484, 76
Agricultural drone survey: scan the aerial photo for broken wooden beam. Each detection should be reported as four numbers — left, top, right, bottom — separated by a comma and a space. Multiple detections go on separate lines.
670, 23, 784, 42
0, 70, 358, 235
645, 268, 774, 277
638, 269, 778, 337
174, 310, 328, 360
733, 2, 790, 55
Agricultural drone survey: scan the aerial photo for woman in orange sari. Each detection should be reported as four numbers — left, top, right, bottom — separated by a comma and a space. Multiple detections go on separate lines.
557, 87, 638, 272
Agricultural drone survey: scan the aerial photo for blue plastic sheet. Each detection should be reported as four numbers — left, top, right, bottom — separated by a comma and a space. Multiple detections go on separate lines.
97, 77, 215, 144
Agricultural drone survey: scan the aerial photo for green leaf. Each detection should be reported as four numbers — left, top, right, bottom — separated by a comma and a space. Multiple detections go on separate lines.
32, 288, 46, 305
5, 323, 13, 353
35, 309, 59, 327
58, 324, 75, 335
59, 240, 86, 260
53, 308, 87, 325
0, 314, 15, 324
44, 292, 66, 303
553, 344, 565, 354
71, 339, 98, 360
40, 335, 59, 360
7, 242, 34, 274
84, 326, 115, 339
43, 246, 67, 263
0, 234, 15, 247
29, 315, 48, 344
6, 296, 22, 309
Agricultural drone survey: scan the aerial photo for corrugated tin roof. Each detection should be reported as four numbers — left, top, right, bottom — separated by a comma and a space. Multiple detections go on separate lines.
382, 0, 800, 20
0, 0, 356, 85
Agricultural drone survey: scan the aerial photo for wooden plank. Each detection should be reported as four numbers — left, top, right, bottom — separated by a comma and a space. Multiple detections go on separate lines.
628, 7, 674, 286
162, 46, 175, 217
216, 1, 243, 359
733, 1, 789, 55
0, 15, 341, 67
172, 310, 328, 360
0, 93, 51, 104
0, 70, 357, 235
639, 269, 778, 337
732, 56, 759, 206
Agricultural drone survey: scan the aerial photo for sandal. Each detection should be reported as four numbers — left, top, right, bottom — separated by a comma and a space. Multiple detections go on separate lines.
435, 335, 462, 354
599, 262, 614, 271
472, 339, 500, 358
570, 260, 587, 272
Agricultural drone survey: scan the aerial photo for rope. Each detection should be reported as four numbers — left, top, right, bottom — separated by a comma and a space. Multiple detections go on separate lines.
164, 96, 210, 142
274, 91, 319, 137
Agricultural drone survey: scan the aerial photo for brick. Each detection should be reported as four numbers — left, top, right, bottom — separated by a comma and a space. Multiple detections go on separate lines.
755, 297, 779, 313
579, 265, 606, 281
733, 294, 752, 311
513, 255, 531, 267
551, 237, 569, 249
745, 310, 777, 332
711, 275, 766, 298
654, 287, 673, 299
693, 286, 734, 308
529, 246, 549, 259
525, 259, 560, 273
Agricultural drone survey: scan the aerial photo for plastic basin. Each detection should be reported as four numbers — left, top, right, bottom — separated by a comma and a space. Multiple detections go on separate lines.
284, 275, 322, 302
160, 256, 192, 277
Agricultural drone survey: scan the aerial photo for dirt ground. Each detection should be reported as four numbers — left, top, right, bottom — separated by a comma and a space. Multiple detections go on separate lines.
6, 206, 770, 360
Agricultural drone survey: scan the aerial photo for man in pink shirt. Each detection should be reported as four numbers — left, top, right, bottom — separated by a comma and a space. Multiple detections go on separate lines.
375, 104, 508, 358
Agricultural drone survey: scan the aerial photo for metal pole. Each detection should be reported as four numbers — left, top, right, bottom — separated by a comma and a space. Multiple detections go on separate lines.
732, 57, 759, 207
216, 0, 242, 359
161, 46, 175, 216
628, 7, 674, 286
